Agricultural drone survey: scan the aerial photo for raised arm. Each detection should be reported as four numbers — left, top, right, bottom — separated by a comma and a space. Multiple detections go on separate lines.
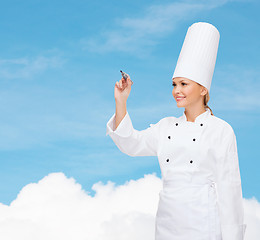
106, 110, 162, 156
114, 74, 132, 130
106, 74, 162, 157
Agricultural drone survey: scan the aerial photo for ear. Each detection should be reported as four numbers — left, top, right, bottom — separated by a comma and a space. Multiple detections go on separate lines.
200, 86, 208, 96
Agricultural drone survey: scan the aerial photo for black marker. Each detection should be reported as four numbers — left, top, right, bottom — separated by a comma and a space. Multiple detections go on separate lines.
120, 70, 133, 84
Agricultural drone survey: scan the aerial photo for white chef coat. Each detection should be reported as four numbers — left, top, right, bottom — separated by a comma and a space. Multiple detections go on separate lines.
106, 108, 247, 240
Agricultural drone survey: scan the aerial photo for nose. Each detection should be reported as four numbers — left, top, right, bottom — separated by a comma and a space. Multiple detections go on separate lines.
173, 85, 181, 94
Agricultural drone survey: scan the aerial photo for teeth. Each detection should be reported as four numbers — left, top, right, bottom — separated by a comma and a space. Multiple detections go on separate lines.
176, 97, 185, 101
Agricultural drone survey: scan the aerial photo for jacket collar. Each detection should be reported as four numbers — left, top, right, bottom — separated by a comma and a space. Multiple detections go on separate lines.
179, 108, 211, 123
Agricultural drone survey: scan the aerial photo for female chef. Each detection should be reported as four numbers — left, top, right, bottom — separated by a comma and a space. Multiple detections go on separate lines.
106, 22, 247, 240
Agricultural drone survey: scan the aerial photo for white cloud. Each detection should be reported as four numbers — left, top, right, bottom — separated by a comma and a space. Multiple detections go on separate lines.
0, 56, 65, 79
0, 172, 258, 240
82, 0, 231, 55
0, 173, 162, 240
244, 197, 260, 239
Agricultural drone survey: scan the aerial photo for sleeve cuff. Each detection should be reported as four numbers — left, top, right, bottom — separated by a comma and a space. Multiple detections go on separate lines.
221, 223, 247, 240
106, 111, 134, 137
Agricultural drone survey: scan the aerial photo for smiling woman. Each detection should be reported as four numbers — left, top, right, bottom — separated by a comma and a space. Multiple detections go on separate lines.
106, 22, 247, 240
172, 77, 214, 121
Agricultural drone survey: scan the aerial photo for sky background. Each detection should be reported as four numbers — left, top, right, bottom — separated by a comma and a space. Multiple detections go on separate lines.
0, 0, 259, 221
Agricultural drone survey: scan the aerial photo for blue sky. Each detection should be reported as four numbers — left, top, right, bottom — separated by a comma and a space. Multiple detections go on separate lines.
0, 0, 259, 205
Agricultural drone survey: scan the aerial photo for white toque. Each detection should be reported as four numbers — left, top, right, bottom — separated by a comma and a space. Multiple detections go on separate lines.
172, 22, 220, 93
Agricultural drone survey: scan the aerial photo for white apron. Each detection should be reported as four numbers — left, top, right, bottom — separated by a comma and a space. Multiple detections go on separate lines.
155, 173, 222, 240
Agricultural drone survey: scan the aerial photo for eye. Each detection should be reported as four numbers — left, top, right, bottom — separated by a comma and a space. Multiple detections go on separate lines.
172, 82, 186, 87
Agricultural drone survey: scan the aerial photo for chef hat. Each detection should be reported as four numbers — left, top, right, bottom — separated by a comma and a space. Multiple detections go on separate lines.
172, 22, 220, 93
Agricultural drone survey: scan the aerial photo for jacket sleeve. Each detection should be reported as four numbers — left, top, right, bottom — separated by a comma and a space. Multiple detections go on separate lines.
106, 111, 161, 156
216, 127, 247, 240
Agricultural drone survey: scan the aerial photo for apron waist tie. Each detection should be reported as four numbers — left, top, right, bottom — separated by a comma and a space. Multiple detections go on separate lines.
162, 176, 219, 203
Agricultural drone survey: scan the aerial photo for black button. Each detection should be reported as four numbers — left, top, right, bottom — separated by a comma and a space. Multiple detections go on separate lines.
193, 138, 196, 141
168, 136, 171, 139
166, 159, 169, 162
175, 123, 178, 126
200, 123, 203, 126
190, 160, 193, 163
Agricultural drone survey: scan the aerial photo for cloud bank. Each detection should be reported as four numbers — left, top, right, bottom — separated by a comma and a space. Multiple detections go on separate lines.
0, 173, 162, 240
0, 172, 258, 240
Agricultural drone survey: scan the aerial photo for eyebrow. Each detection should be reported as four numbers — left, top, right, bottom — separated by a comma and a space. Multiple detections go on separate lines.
172, 79, 186, 83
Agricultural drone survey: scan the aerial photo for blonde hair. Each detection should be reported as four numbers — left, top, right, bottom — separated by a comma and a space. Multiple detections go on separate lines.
195, 82, 214, 116
204, 91, 214, 116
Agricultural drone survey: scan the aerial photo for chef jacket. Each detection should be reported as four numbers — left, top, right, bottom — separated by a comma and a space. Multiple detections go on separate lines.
106, 108, 247, 240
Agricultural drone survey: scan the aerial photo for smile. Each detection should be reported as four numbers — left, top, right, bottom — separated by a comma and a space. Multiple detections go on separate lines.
176, 97, 185, 102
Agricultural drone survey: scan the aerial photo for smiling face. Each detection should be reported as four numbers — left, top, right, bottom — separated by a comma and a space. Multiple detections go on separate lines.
172, 77, 208, 109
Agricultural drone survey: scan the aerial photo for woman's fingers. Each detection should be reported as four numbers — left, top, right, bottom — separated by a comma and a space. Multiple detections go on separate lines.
115, 80, 124, 90
116, 81, 121, 89
126, 77, 132, 85
121, 78, 128, 88
116, 76, 131, 91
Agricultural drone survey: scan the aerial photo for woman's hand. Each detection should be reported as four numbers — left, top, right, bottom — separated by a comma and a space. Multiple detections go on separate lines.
114, 76, 133, 103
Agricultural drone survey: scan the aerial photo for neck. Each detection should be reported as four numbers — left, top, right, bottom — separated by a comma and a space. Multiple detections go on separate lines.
184, 106, 206, 122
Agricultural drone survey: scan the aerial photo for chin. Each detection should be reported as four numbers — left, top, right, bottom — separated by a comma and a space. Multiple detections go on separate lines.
176, 103, 186, 108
